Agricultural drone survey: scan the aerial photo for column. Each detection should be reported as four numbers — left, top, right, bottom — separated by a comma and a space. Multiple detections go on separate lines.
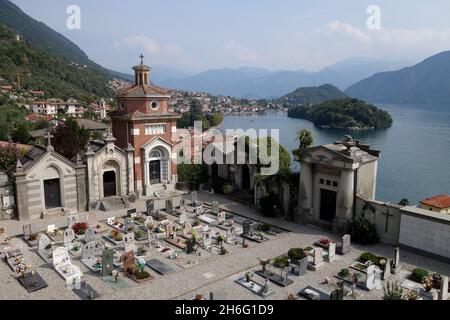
125, 144, 135, 195
85, 148, 96, 207
144, 159, 150, 196
334, 168, 355, 233
298, 162, 313, 222
15, 171, 28, 221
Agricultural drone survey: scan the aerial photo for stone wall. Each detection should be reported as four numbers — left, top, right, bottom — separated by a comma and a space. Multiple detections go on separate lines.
399, 206, 450, 263
0, 173, 15, 220
355, 195, 402, 245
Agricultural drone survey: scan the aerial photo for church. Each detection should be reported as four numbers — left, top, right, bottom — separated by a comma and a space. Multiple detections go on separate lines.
2, 57, 181, 221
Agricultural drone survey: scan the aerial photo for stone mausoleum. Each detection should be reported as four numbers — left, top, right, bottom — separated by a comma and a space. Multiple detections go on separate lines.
297, 135, 380, 233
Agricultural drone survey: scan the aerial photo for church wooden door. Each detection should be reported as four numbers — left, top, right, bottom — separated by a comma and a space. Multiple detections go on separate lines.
319, 189, 337, 222
44, 178, 61, 209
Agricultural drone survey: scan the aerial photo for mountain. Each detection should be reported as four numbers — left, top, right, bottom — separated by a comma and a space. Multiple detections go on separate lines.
150, 66, 192, 83
346, 51, 450, 104
158, 59, 409, 99
0, 23, 113, 99
0, 0, 129, 83
277, 84, 348, 106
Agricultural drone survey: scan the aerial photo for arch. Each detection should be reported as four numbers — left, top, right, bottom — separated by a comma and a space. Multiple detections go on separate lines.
99, 159, 122, 198
42, 164, 64, 209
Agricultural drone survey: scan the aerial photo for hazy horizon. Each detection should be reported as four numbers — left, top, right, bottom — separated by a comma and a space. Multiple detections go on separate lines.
9, 0, 450, 74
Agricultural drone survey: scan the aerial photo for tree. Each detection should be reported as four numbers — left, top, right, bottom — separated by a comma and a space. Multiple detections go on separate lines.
0, 143, 24, 171
293, 129, 313, 162
177, 163, 209, 190
83, 109, 96, 119
34, 119, 51, 130
13, 124, 30, 144
398, 198, 409, 206
52, 118, 90, 159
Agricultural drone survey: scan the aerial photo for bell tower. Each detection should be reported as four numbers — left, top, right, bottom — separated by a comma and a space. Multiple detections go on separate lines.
111, 55, 181, 197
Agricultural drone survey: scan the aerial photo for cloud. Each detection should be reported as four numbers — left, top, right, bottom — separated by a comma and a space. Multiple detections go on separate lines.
224, 40, 261, 63
114, 35, 184, 57
321, 20, 450, 47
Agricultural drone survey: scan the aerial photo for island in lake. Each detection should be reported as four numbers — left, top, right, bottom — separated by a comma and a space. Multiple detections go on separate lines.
287, 98, 393, 130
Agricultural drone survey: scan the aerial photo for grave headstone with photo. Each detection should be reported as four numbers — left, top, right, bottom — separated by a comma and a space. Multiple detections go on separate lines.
101, 248, 114, 277
242, 220, 251, 235
217, 212, 226, 224
38, 234, 52, 252
123, 233, 137, 252
81, 240, 103, 260
63, 228, 75, 245
146, 200, 155, 215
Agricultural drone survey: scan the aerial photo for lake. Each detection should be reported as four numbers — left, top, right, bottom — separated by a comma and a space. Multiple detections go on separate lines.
220, 104, 450, 205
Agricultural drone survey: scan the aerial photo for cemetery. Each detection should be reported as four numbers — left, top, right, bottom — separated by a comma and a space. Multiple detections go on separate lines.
0, 191, 450, 300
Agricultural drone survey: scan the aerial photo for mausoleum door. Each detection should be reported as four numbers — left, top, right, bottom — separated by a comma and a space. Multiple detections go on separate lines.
103, 171, 117, 197
149, 160, 161, 185
44, 178, 61, 209
319, 188, 337, 222
242, 165, 251, 190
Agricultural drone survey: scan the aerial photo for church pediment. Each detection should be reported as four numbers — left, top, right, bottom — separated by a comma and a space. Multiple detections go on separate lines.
141, 136, 173, 151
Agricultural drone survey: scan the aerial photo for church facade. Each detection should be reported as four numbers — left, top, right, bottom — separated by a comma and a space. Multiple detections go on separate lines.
111, 56, 181, 197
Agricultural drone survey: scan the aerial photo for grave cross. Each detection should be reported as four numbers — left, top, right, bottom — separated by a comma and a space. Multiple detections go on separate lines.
44, 131, 54, 147
381, 209, 394, 232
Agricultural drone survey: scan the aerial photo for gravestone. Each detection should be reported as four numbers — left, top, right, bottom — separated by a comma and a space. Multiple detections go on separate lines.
146, 200, 155, 215
107, 217, 115, 226
23, 223, 36, 237
242, 220, 251, 235
226, 228, 235, 242
166, 199, 173, 213
194, 205, 203, 216
67, 214, 78, 228
330, 287, 344, 300
183, 221, 192, 236
217, 212, 226, 224
127, 208, 137, 217
191, 191, 197, 206
392, 247, 402, 274
63, 228, 75, 245
383, 259, 391, 280
166, 224, 176, 239
123, 233, 136, 252
309, 248, 323, 271
365, 264, 377, 290
186, 237, 196, 254
101, 248, 114, 277
145, 216, 154, 227
326, 242, 336, 262
259, 278, 271, 297
81, 240, 103, 260
203, 231, 212, 248
87, 212, 97, 224
124, 218, 135, 231
339, 234, 351, 255
84, 227, 96, 243
439, 276, 449, 300
178, 212, 187, 224
211, 201, 220, 214
38, 234, 52, 251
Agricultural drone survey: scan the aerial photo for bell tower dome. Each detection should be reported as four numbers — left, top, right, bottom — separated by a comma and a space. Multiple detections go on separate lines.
133, 54, 151, 85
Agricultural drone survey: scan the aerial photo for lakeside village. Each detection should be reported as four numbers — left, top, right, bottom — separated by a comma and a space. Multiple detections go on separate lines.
0, 58, 450, 301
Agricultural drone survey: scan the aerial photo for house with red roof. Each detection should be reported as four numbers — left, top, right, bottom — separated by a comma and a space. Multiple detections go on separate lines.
420, 195, 450, 214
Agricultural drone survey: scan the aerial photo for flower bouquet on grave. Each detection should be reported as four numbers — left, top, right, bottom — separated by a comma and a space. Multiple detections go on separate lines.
255, 231, 265, 241
217, 234, 225, 244
72, 223, 89, 236
27, 233, 39, 242
422, 275, 434, 292
109, 229, 123, 242
137, 245, 147, 256
259, 258, 272, 274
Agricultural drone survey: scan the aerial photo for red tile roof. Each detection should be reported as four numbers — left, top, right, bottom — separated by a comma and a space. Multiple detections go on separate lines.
420, 195, 450, 209
115, 84, 169, 97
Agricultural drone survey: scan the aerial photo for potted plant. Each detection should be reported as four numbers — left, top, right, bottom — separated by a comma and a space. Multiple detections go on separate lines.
273, 256, 290, 280
411, 268, 429, 283
245, 270, 254, 282
259, 258, 271, 274
338, 268, 350, 279
287, 248, 308, 276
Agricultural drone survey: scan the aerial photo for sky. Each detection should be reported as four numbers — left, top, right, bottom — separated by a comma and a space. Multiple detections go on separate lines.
10, 0, 450, 74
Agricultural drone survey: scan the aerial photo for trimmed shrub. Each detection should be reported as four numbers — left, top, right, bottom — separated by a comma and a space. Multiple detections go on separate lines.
288, 248, 307, 261
411, 268, 429, 283
347, 214, 379, 245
